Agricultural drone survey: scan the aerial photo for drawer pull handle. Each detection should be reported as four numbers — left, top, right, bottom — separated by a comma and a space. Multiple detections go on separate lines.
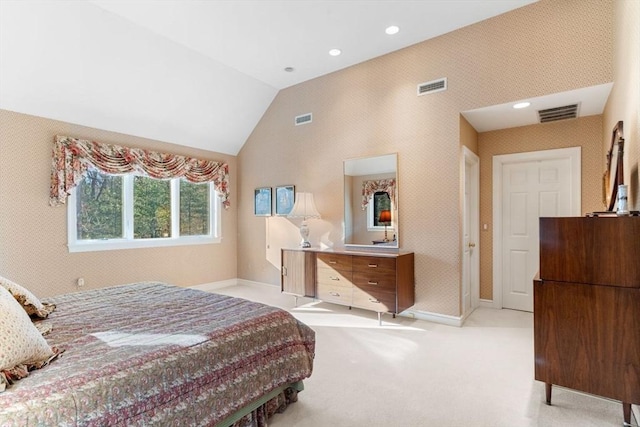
329, 261, 337, 264
369, 298, 380, 303
368, 264, 378, 268
367, 281, 378, 285
330, 276, 340, 281
330, 292, 340, 297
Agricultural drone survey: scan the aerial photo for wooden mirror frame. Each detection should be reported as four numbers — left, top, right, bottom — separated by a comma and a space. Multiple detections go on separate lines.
604, 121, 624, 211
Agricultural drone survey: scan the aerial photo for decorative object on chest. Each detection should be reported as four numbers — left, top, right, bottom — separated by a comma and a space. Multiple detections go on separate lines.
281, 248, 414, 325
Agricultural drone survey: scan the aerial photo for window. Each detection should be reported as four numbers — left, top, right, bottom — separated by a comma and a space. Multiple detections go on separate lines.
68, 168, 221, 252
75, 169, 123, 240
367, 191, 394, 230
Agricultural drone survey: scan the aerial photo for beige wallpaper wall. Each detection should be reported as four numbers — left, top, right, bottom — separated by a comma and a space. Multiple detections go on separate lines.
0, 110, 238, 298
477, 116, 605, 300
2, 0, 629, 318
238, 0, 614, 316
460, 116, 478, 154
604, 0, 639, 211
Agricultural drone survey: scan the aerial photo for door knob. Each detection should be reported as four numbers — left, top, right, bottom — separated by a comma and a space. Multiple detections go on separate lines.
468, 242, 476, 248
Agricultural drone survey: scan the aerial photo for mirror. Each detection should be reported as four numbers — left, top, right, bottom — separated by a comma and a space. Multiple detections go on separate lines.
344, 153, 398, 248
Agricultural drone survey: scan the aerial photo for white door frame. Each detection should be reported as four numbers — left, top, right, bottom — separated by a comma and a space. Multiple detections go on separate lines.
461, 146, 480, 316
492, 147, 581, 309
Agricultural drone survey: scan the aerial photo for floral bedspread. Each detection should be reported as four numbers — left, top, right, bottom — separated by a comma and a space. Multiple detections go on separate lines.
0, 282, 315, 426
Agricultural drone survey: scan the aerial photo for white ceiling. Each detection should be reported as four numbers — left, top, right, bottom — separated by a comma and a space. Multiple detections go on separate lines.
88, 0, 538, 90
2, 0, 610, 156
462, 83, 614, 133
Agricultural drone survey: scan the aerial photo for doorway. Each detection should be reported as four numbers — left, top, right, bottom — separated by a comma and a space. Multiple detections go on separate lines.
493, 147, 581, 312
462, 147, 479, 317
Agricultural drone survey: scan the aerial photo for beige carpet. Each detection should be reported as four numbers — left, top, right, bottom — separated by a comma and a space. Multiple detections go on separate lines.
209, 282, 636, 427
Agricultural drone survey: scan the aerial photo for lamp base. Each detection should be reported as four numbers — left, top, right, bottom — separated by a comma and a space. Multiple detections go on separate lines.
299, 220, 311, 248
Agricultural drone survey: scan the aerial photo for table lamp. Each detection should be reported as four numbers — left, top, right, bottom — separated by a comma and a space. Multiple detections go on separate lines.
288, 192, 321, 248
379, 209, 392, 242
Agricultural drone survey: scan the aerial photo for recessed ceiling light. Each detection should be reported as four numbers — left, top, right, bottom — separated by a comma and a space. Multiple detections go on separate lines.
284, 67, 294, 72
513, 102, 531, 109
385, 25, 400, 35
329, 48, 342, 56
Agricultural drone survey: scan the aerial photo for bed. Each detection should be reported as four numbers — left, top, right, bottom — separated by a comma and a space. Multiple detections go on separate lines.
0, 282, 315, 426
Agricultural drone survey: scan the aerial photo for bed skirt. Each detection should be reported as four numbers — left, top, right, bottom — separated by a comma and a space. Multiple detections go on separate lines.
224, 381, 304, 427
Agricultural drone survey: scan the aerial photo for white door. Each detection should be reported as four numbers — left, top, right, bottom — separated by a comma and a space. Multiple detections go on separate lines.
462, 147, 479, 316
493, 148, 581, 312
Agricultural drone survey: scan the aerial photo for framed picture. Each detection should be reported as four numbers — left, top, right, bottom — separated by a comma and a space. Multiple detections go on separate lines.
275, 185, 295, 216
254, 187, 272, 216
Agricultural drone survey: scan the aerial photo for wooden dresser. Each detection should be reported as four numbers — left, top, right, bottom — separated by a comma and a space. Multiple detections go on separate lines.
281, 248, 414, 323
534, 216, 640, 425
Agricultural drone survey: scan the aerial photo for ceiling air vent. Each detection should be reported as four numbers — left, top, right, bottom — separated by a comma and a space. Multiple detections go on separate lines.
417, 78, 447, 96
537, 104, 579, 123
294, 113, 312, 126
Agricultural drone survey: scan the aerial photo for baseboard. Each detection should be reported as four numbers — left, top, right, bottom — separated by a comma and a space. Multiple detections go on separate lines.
479, 298, 498, 308
190, 279, 239, 292
193, 280, 477, 328
191, 278, 281, 293
460, 309, 472, 324
400, 309, 463, 327
236, 278, 280, 288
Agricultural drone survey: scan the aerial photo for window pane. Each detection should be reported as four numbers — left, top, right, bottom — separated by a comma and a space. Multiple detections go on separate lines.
180, 181, 210, 236
134, 176, 171, 238
76, 169, 123, 239
373, 191, 391, 226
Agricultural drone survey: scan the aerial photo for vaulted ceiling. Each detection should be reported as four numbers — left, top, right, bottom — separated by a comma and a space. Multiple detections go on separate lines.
6, 0, 609, 156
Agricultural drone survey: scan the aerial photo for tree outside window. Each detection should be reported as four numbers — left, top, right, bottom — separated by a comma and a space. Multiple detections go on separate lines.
372, 191, 391, 226
71, 167, 217, 251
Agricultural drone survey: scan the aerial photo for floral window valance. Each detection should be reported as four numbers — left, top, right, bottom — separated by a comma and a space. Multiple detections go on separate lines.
49, 136, 230, 209
361, 179, 396, 210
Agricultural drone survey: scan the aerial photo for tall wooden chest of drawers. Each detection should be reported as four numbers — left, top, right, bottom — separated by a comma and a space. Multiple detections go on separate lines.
534, 216, 640, 425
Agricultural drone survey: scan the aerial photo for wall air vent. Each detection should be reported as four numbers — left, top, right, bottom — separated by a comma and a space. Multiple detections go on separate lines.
294, 113, 312, 126
417, 78, 447, 96
537, 104, 579, 123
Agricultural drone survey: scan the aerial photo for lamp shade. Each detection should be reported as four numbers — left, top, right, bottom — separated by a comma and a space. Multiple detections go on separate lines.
288, 193, 321, 219
379, 209, 392, 223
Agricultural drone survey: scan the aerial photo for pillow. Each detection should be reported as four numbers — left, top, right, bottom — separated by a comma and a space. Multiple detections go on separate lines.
0, 286, 58, 392
0, 275, 55, 318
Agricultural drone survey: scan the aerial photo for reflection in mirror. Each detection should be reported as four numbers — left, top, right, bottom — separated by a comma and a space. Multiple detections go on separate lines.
344, 153, 398, 248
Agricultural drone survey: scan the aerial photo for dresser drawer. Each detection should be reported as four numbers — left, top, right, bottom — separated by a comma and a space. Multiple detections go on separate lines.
316, 267, 352, 286
317, 282, 352, 305
352, 256, 396, 274
310, 250, 414, 317
317, 253, 352, 271
352, 270, 396, 291
352, 286, 395, 313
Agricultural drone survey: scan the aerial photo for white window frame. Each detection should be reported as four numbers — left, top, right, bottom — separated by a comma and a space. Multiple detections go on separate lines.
67, 175, 222, 253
